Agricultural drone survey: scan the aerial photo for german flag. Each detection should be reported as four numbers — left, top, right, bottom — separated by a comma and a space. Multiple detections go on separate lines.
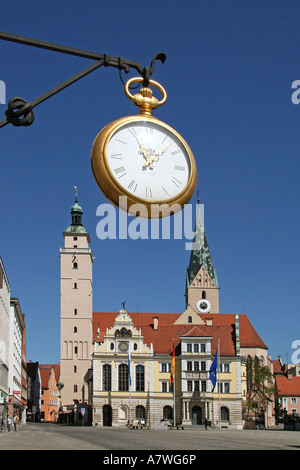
169, 341, 175, 388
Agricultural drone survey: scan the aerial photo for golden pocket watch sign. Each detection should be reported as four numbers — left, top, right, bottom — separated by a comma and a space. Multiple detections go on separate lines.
91, 77, 197, 218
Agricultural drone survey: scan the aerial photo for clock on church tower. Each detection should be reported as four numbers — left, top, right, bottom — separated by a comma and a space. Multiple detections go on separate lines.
185, 204, 219, 313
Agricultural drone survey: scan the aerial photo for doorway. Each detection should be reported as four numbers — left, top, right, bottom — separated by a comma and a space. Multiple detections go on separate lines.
103, 405, 112, 426
192, 406, 202, 425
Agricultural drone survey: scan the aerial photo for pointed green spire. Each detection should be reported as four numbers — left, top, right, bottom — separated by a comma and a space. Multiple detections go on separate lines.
187, 203, 218, 287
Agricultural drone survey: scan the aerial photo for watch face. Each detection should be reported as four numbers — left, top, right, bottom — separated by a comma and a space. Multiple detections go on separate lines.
118, 341, 129, 352
106, 120, 191, 203
196, 299, 211, 313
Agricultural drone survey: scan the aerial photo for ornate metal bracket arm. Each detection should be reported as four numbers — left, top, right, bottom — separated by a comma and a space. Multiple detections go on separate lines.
0, 32, 166, 128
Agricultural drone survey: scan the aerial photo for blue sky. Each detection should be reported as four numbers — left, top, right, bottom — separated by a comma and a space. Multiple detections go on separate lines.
0, 0, 299, 364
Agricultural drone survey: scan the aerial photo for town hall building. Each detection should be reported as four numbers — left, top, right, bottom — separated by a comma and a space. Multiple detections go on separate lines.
59, 194, 274, 428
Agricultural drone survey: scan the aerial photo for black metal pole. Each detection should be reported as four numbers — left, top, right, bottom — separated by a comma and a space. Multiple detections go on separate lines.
0, 32, 166, 128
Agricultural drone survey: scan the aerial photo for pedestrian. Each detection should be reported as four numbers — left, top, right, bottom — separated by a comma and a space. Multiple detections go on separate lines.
204, 417, 209, 430
7, 415, 11, 432
13, 415, 19, 431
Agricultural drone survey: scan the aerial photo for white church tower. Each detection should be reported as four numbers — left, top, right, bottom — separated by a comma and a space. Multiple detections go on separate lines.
60, 189, 93, 407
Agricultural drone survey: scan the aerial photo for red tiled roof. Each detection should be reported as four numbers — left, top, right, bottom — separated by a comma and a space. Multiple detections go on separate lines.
93, 311, 267, 356
273, 360, 285, 375
276, 376, 300, 397
40, 368, 51, 389
39, 364, 60, 384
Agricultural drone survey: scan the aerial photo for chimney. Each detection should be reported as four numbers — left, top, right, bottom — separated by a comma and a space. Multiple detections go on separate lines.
153, 317, 158, 330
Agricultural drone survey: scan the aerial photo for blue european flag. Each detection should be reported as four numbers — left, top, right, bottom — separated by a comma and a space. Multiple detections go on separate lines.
209, 348, 218, 392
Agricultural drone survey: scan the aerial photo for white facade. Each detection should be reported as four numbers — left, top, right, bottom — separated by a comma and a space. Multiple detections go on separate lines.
8, 298, 25, 401
0, 257, 10, 407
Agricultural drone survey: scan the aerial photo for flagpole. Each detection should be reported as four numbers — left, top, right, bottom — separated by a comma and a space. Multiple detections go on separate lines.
218, 337, 221, 429
128, 341, 131, 426
173, 353, 176, 428
170, 338, 175, 428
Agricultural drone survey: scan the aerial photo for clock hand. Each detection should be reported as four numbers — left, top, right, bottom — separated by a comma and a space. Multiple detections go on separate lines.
152, 142, 171, 161
142, 143, 171, 170
138, 142, 150, 159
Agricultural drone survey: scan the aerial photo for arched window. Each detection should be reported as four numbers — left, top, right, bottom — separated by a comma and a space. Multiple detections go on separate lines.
136, 405, 145, 420
202, 291, 206, 299
221, 406, 230, 421
136, 365, 145, 392
119, 364, 129, 391
73, 262, 78, 269
163, 405, 173, 420
103, 364, 112, 391
188, 316, 192, 323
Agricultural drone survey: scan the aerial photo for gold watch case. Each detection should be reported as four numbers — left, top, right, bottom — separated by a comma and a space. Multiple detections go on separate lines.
91, 79, 197, 218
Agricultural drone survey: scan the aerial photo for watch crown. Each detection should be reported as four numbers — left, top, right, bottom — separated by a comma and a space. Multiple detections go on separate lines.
140, 87, 153, 99
124, 77, 167, 117
133, 88, 159, 116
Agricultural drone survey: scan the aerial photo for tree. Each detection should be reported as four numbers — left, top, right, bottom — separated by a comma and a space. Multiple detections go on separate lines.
242, 355, 275, 423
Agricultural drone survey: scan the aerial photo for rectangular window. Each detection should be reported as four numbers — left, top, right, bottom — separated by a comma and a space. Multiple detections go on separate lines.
162, 382, 168, 393
187, 381, 193, 392
218, 382, 230, 394
201, 344, 206, 353
194, 344, 199, 353
118, 364, 129, 391
194, 361, 199, 371
187, 344, 192, 353
136, 365, 145, 392
103, 364, 111, 391
201, 361, 206, 372
187, 361, 193, 371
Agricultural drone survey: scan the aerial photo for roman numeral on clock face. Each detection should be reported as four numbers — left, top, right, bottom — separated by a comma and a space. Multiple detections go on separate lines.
174, 165, 185, 171
146, 187, 153, 199
127, 180, 138, 192
171, 177, 182, 187
114, 166, 126, 174
114, 167, 126, 178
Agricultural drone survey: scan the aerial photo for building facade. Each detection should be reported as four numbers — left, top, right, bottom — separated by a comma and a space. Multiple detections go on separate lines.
27, 361, 41, 422
40, 365, 60, 422
8, 298, 26, 423
92, 307, 272, 428
0, 256, 10, 426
